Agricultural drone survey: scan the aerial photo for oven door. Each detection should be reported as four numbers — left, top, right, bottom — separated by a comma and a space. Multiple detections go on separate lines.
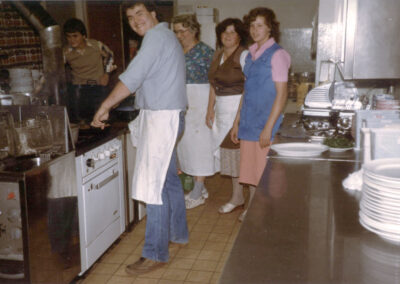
82, 163, 120, 245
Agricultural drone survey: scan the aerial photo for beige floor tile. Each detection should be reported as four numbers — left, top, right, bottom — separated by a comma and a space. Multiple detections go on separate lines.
207, 232, 230, 243
210, 272, 222, 284
100, 252, 130, 264
197, 250, 222, 262
215, 261, 225, 273
184, 240, 206, 250
202, 241, 226, 252
191, 223, 213, 233
196, 217, 219, 226
110, 243, 136, 254
135, 267, 167, 279
90, 263, 121, 275
212, 225, 234, 235
191, 259, 218, 272
132, 278, 159, 284
200, 211, 220, 219
219, 251, 231, 263
215, 218, 236, 226
158, 280, 184, 284
161, 268, 190, 281
107, 275, 136, 284
168, 257, 195, 270
185, 270, 213, 283
176, 248, 201, 259
133, 245, 144, 254
223, 242, 234, 252
81, 273, 112, 284
123, 252, 142, 265
120, 236, 143, 247
114, 264, 134, 277
189, 231, 210, 241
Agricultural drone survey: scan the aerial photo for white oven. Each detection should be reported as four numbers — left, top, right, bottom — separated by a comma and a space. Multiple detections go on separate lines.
75, 136, 125, 274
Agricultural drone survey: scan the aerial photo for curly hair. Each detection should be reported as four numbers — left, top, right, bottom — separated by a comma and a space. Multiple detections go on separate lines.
171, 14, 201, 41
215, 18, 248, 49
243, 7, 280, 43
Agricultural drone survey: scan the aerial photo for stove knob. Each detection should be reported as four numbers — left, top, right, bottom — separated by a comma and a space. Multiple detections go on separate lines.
99, 153, 105, 160
86, 158, 95, 168
104, 150, 111, 157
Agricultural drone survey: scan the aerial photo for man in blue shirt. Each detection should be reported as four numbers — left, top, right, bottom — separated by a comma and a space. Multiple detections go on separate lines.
92, 1, 188, 274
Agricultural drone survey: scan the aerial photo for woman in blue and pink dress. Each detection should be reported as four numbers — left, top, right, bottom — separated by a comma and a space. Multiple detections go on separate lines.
231, 7, 291, 221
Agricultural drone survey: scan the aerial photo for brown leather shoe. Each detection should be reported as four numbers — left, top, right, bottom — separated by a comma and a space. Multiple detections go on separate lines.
125, 257, 166, 275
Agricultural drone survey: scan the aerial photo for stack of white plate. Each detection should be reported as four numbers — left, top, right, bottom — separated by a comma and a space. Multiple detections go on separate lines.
359, 158, 400, 243
8, 68, 33, 94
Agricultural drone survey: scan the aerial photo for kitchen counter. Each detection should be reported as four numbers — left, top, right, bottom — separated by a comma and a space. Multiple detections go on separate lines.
219, 116, 400, 284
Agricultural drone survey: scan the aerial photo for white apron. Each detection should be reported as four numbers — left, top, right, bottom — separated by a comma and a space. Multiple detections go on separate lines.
128, 109, 180, 205
212, 95, 242, 159
177, 84, 218, 176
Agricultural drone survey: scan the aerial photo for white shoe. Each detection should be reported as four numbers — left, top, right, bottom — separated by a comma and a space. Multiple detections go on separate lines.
185, 197, 205, 209
238, 209, 247, 222
202, 187, 209, 199
218, 203, 244, 214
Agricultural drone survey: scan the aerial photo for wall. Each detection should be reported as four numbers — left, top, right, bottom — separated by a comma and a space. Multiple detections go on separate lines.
176, 0, 318, 28
176, 0, 319, 73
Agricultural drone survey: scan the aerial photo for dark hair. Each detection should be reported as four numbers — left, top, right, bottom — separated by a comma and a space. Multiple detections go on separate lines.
122, 1, 161, 21
63, 18, 87, 36
215, 18, 248, 49
243, 7, 280, 43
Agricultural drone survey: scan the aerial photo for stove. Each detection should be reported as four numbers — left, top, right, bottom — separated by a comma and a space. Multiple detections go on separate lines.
75, 134, 125, 274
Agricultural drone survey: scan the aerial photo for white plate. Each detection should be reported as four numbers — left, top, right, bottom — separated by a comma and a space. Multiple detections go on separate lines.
359, 214, 400, 244
329, 147, 353, 152
360, 202, 400, 224
363, 175, 400, 189
270, 143, 329, 157
363, 159, 400, 181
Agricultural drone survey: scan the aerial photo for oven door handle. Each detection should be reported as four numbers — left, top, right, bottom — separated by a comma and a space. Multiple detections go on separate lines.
95, 170, 119, 190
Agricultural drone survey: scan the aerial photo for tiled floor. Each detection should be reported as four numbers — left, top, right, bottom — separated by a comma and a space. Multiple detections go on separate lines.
77, 174, 246, 284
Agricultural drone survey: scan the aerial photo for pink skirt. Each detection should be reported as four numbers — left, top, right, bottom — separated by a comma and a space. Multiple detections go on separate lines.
239, 140, 270, 186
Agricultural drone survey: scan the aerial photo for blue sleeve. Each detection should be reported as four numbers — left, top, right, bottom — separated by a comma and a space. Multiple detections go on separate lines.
119, 30, 163, 93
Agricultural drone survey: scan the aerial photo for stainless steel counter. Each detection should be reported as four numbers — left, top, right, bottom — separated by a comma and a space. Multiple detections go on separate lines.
220, 116, 400, 284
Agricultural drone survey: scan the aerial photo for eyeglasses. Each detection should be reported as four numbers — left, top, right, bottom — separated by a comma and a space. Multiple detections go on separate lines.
174, 29, 189, 35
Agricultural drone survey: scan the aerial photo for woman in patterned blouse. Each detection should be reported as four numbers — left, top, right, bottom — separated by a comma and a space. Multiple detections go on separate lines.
172, 14, 216, 209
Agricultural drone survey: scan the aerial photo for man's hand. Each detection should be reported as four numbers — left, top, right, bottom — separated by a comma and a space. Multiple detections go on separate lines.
91, 105, 109, 129
99, 74, 109, 86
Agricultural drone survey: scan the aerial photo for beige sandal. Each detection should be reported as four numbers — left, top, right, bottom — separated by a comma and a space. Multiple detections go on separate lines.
218, 203, 244, 214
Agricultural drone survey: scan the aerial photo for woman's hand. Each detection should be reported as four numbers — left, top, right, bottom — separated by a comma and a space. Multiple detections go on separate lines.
259, 127, 272, 148
205, 108, 215, 128
231, 121, 240, 144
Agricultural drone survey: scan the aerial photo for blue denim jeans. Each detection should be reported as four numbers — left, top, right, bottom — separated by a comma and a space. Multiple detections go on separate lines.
142, 112, 188, 262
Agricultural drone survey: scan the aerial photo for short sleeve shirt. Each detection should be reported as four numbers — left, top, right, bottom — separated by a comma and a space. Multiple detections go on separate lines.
185, 42, 214, 84
119, 23, 187, 110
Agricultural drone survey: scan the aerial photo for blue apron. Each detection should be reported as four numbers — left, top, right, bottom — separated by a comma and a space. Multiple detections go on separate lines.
238, 43, 283, 141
